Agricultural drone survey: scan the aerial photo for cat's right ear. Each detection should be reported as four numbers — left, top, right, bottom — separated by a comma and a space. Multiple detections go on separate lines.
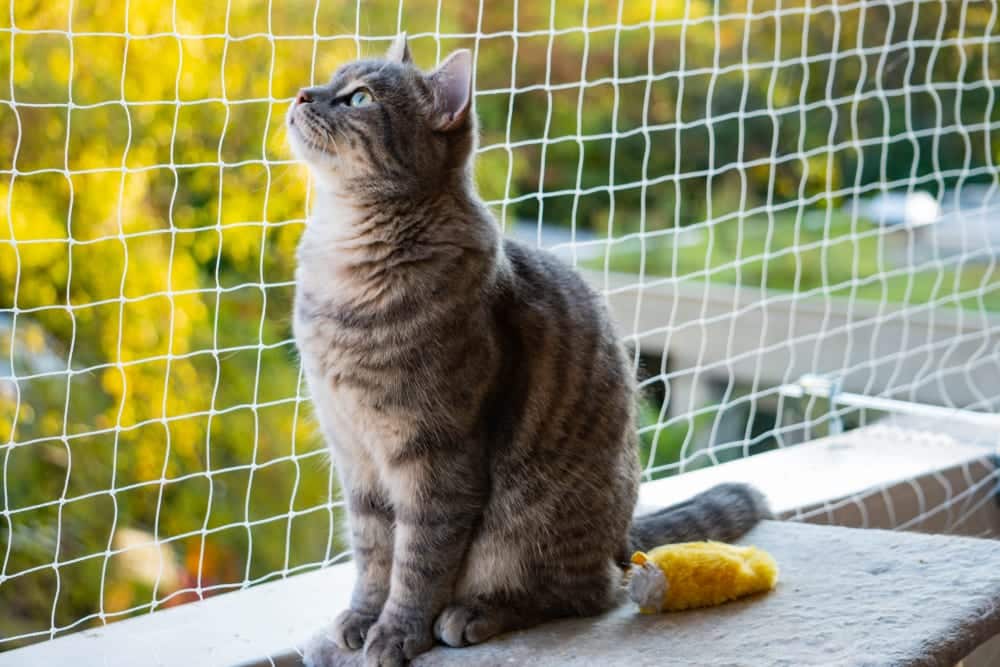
386, 32, 412, 64
427, 49, 473, 132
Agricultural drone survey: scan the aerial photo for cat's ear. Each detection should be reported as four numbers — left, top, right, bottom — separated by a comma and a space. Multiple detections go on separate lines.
386, 32, 412, 64
427, 49, 473, 132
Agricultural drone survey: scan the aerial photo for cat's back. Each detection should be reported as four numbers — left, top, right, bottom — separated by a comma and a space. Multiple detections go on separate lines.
490, 236, 637, 476
499, 238, 611, 338
456, 238, 639, 603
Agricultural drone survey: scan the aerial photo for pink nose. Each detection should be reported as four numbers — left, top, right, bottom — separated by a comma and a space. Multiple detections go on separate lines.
295, 89, 312, 105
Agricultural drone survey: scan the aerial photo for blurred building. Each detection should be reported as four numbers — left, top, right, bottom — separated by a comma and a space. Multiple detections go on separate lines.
854, 187, 1000, 263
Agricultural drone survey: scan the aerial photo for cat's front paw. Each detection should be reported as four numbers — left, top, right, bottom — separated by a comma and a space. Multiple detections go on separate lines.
363, 615, 433, 667
332, 608, 378, 650
302, 624, 364, 667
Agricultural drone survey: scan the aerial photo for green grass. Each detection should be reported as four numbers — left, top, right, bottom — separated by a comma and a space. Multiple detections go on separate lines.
590, 211, 1000, 313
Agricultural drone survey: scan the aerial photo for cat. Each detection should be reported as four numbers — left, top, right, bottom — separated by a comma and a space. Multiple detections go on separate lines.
288, 34, 771, 667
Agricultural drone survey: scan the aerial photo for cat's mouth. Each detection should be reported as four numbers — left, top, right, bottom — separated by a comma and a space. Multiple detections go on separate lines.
287, 106, 339, 159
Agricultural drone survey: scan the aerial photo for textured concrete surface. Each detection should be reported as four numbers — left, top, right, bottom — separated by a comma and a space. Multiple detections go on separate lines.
302, 520, 1000, 667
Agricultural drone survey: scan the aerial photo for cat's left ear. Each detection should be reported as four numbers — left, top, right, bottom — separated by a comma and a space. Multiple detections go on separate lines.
386, 32, 412, 64
427, 49, 472, 132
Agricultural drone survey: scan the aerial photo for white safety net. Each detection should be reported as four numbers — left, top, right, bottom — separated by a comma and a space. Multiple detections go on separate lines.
1, 0, 998, 654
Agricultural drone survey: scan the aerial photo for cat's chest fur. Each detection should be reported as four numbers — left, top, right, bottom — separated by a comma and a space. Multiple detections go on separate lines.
295, 284, 422, 463
293, 195, 424, 461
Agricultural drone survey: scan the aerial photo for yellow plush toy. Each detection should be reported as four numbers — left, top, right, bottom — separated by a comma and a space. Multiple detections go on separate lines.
628, 541, 779, 613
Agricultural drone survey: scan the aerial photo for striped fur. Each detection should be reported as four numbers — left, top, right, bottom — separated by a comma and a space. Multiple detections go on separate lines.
292, 36, 770, 667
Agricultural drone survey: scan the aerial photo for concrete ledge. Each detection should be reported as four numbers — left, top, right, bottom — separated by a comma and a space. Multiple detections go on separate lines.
9, 521, 1000, 667
298, 521, 1000, 667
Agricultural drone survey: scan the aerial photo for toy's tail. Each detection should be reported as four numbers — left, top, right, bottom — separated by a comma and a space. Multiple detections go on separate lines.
626, 483, 772, 555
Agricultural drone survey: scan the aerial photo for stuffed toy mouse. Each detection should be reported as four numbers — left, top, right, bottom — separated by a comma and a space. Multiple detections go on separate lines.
628, 541, 778, 613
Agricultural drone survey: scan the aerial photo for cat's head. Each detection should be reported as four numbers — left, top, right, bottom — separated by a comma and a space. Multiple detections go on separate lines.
287, 34, 474, 195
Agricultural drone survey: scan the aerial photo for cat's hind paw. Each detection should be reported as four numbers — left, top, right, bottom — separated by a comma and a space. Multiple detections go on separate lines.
432, 603, 506, 648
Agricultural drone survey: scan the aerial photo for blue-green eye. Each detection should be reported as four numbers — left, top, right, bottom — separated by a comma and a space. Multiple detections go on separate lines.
349, 89, 373, 107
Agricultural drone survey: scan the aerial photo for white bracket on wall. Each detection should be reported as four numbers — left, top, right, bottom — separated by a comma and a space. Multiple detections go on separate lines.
779, 373, 1000, 433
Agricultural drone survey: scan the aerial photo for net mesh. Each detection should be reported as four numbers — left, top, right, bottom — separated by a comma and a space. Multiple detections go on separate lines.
1, 0, 999, 652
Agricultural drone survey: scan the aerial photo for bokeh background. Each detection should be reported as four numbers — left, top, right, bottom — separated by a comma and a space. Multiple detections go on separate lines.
2, 0, 999, 650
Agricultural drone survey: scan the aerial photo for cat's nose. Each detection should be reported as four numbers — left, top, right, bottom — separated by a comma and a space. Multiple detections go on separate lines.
295, 89, 313, 105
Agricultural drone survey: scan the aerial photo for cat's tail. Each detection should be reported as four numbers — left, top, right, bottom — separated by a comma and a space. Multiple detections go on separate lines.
626, 483, 772, 555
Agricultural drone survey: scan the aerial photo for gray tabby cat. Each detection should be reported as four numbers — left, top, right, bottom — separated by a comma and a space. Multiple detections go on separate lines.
289, 34, 770, 667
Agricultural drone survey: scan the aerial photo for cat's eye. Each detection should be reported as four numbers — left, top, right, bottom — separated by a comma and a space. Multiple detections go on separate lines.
348, 89, 373, 107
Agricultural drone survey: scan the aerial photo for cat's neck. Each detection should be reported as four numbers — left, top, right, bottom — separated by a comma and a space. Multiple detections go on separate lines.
300, 184, 371, 248
296, 177, 501, 310
300, 177, 494, 252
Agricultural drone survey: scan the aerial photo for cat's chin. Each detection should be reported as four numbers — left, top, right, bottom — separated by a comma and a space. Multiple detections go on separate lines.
287, 129, 341, 175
